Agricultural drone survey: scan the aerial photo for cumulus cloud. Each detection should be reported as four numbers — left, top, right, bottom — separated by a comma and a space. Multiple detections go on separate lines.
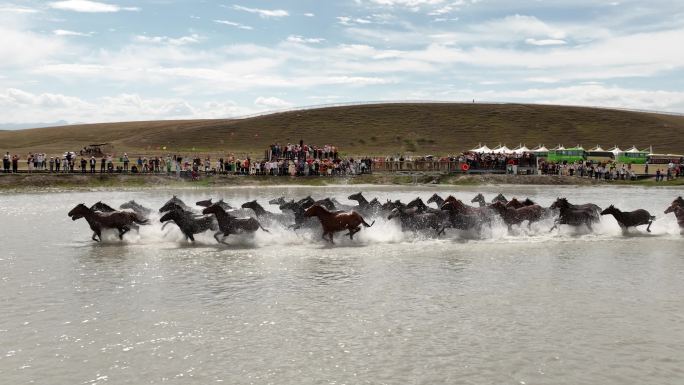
213, 19, 253, 30
134, 34, 202, 45
232, 5, 289, 18
53, 29, 93, 37
49, 0, 139, 13
286, 35, 325, 44
254, 96, 292, 108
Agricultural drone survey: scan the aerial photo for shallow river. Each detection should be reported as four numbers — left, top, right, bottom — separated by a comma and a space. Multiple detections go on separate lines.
1, 185, 683, 385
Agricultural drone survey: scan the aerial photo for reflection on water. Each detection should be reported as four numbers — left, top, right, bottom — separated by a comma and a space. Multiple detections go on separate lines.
0, 185, 683, 384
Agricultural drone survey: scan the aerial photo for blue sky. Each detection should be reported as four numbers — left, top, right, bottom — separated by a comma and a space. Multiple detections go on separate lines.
1, 0, 683, 126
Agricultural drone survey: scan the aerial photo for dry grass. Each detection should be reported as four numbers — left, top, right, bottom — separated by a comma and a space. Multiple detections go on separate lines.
2, 103, 683, 156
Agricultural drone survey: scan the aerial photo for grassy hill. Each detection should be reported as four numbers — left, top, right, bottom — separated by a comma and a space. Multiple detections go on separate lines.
1, 103, 683, 156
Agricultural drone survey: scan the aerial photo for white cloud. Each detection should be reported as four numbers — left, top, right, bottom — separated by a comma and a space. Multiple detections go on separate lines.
0, 6, 39, 13
304, 12, 315, 17
0, 26, 65, 68
0, 88, 254, 123
213, 19, 253, 30
254, 96, 292, 108
286, 35, 325, 44
134, 34, 202, 46
53, 29, 92, 37
232, 5, 289, 18
525, 38, 567, 46
49, 0, 139, 13
337, 16, 373, 26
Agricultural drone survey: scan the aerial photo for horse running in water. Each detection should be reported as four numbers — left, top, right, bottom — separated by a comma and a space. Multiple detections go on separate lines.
348, 192, 382, 215
387, 206, 445, 236
426, 193, 445, 208
120, 200, 152, 217
471, 193, 509, 208
241, 200, 289, 223
601, 205, 655, 232
664, 203, 684, 231
202, 203, 269, 244
159, 196, 193, 213
549, 198, 601, 232
304, 204, 374, 243
490, 201, 544, 230
69, 203, 149, 242
196, 198, 233, 210
90, 201, 117, 213
159, 209, 218, 242
505, 198, 536, 209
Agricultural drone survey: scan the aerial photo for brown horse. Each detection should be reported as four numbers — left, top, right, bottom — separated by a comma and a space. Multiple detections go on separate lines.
442, 196, 491, 217
304, 204, 374, 243
68, 203, 149, 242
664, 203, 684, 230
505, 198, 536, 209
490, 201, 544, 229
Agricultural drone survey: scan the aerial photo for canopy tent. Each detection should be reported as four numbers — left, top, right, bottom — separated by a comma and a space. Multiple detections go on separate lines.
608, 146, 622, 156
531, 144, 549, 153
469, 144, 492, 153
491, 145, 512, 154
551, 144, 565, 150
589, 145, 606, 152
625, 145, 646, 153
513, 145, 530, 154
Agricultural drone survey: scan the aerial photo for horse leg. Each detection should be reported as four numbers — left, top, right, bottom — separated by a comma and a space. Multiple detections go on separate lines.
92, 231, 100, 242
118, 226, 130, 240
213, 231, 223, 244
646, 220, 652, 233
549, 221, 558, 233
187, 233, 195, 242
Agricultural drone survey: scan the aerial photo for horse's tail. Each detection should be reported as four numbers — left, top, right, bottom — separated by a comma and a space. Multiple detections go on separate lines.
650, 215, 656, 221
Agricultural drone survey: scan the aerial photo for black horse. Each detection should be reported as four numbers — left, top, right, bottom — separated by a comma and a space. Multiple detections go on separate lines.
241, 200, 289, 223
90, 201, 117, 213
387, 206, 445, 236
347, 192, 382, 215
196, 198, 233, 210
471, 193, 508, 207
120, 200, 152, 217
426, 193, 445, 208
279, 199, 320, 229
159, 209, 217, 242
601, 205, 655, 232
202, 203, 269, 244
159, 196, 193, 213
549, 198, 601, 231
665, 203, 684, 230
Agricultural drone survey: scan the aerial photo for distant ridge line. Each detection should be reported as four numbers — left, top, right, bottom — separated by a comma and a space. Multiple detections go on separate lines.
236, 100, 684, 120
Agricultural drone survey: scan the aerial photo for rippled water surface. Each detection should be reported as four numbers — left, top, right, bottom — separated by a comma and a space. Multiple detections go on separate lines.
1, 185, 684, 385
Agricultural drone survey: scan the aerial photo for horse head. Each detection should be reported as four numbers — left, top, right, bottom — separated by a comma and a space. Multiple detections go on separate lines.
196, 198, 213, 208
68, 203, 89, 220
91, 201, 116, 213
159, 211, 175, 223
202, 203, 226, 216
304, 203, 326, 218
159, 201, 185, 213
600, 205, 617, 216
241, 200, 257, 209
348, 192, 363, 201
268, 197, 286, 206
550, 198, 569, 210
470, 193, 484, 203
426, 193, 441, 205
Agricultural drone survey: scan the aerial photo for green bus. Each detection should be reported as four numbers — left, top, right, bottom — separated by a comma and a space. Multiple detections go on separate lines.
546, 147, 586, 163
617, 148, 649, 164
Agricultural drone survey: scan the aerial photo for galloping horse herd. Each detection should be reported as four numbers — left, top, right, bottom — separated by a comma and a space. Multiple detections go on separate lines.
68, 193, 684, 244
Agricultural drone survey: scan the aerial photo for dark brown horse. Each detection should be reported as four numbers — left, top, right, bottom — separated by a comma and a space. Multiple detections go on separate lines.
304, 204, 374, 243
601, 205, 655, 232
665, 203, 684, 230
549, 198, 600, 231
69, 203, 149, 242
387, 206, 445, 236
442, 196, 491, 218
672, 196, 684, 208
505, 198, 536, 209
202, 203, 269, 244
196, 198, 233, 210
490, 201, 544, 229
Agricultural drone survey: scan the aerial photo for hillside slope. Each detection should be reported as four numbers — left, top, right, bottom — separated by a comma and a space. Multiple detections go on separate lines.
1, 103, 683, 156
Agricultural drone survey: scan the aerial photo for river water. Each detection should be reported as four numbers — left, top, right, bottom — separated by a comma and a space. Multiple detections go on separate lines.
1, 185, 683, 385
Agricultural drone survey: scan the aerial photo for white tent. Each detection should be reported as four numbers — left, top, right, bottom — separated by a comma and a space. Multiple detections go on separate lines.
609, 146, 622, 156
552, 144, 565, 150
492, 145, 512, 154
532, 144, 548, 152
625, 145, 643, 153
513, 145, 530, 154
589, 145, 606, 152
469, 143, 483, 152
469, 144, 492, 153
